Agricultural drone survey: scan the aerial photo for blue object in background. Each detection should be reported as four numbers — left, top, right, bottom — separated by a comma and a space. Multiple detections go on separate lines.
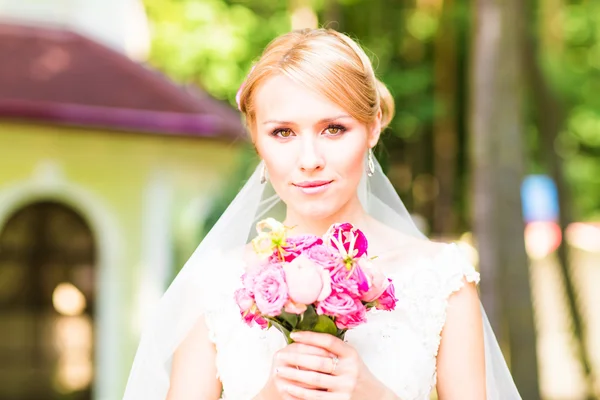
521, 175, 560, 223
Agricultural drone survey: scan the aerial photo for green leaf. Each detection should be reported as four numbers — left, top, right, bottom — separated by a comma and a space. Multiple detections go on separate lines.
296, 305, 318, 331
278, 310, 299, 331
313, 315, 338, 336
266, 317, 293, 344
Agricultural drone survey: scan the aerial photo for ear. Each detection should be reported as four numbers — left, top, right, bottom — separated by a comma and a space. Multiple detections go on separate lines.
367, 108, 382, 148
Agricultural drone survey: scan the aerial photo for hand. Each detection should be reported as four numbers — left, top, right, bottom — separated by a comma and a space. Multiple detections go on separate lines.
258, 341, 335, 400
274, 331, 390, 400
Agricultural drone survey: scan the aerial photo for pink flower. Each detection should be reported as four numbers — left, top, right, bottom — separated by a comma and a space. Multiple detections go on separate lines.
281, 235, 323, 262
254, 316, 269, 329
253, 263, 288, 317
317, 291, 367, 329
335, 305, 367, 329
240, 270, 257, 293
329, 262, 370, 296
234, 287, 254, 312
329, 264, 360, 296
375, 279, 398, 311
283, 255, 332, 305
241, 308, 258, 327
359, 258, 388, 302
306, 244, 343, 270
235, 287, 256, 327
284, 299, 308, 314
325, 223, 369, 259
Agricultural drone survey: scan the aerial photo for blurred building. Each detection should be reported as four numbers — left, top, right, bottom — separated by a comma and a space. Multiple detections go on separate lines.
0, 0, 151, 61
0, 9, 246, 400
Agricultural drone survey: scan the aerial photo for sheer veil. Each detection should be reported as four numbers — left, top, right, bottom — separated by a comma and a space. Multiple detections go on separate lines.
123, 156, 522, 399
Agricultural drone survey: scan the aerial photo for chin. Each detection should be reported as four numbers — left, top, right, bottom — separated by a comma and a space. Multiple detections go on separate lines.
292, 203, 342, 223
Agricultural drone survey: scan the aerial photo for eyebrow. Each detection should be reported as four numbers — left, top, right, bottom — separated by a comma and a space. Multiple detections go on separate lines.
262, 114, 352, 126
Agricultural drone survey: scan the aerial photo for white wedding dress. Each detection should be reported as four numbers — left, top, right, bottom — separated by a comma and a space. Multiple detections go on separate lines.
204, 243, 480, 400
123, 160, 521, 400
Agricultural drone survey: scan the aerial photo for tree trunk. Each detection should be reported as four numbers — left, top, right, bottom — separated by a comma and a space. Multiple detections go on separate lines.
523, 1, 597, 397
469, 0, 540, 397
433, 0, 459, 236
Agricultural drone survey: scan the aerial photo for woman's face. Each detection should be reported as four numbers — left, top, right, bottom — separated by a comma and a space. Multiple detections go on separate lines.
252, 74, 381, 224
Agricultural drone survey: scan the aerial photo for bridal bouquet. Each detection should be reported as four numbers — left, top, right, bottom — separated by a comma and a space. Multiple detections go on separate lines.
234, 218, 398, 343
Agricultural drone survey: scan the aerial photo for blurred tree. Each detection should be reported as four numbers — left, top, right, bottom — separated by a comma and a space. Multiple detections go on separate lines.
470, 0, 540, 398
142, 0, 600, 395
539, 1, 600, 221
432, 0, 459, 235
142, 0, 291, 103
526, 1, 597, 397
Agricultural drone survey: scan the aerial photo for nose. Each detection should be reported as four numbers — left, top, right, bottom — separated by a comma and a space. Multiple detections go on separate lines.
298, 135, 324, 172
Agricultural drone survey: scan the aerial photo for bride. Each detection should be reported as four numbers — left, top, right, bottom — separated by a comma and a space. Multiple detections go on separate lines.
123, 28, 521, 400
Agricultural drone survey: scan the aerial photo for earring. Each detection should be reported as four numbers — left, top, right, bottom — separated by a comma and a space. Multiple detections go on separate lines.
260, 163, 267, 184
367, 149, 375, 177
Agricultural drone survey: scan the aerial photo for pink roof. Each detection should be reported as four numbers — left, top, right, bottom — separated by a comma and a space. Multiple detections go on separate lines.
0, 21, 246, 140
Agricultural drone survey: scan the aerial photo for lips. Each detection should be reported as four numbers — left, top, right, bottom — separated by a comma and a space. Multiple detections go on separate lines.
293, 180, 332, 188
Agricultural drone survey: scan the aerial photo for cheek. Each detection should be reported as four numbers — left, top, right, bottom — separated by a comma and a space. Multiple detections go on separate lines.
330, 140, 366, 182
348, 148, 366, 177
258, 142, 292, 183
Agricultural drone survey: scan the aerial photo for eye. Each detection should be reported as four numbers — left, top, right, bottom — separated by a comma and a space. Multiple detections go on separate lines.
272, 128, 294, 138
324, 124, 346, 136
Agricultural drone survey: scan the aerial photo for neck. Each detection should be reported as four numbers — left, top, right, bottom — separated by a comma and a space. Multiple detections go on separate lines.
283, 195, 370, 237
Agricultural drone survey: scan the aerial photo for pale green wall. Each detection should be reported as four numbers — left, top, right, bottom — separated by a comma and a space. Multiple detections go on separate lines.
0, 121, 244, 399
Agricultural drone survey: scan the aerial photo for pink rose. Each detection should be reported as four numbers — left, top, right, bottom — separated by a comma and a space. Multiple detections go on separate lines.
335, 305, 367, 329
329, 264, 359, 296
375, 279, 398, 311
283, 255, 332, 305
284, 299, 308, 314
253, 263, 288, 317
329, 262, 370, 296
359, 258, 389, 302
234, 287, 254, 312
306, 244, 343, 270
235, 287, 257, 327
325, 222, 369, 258
240, 270, 257, 293
316, 291, 367, 329
281, 235, 323, 262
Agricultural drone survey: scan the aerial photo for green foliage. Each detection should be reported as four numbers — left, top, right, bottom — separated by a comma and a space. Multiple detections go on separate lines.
143, 0, 291, 103
539, 2, 600, 219
267, 305, 342, 344
142, 0, 600, 222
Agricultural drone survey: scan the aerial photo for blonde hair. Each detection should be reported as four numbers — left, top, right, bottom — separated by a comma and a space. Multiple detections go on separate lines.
237, 28, 395, 134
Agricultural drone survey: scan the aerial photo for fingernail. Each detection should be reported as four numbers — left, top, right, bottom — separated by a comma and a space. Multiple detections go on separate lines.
290, 332, 299, 339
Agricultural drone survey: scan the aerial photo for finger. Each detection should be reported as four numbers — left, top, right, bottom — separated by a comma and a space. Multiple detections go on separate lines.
286, 343, 334, 358
274, 376, 305, 400
276, 345, 327, 369
278, 353, 336, 375
290, 331, 348, 357
283, 381, 336, 400
276, 366, 336, 391
275, 366, 322, 390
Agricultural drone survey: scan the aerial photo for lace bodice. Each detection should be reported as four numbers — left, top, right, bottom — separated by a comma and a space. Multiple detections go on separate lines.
204, 243, 480, 400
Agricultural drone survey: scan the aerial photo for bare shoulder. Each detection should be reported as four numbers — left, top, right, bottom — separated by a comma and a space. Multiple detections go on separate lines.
167, 315, 221, 399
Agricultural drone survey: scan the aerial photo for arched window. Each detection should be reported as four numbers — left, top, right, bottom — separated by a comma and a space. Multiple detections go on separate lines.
0, 201, 95, 400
